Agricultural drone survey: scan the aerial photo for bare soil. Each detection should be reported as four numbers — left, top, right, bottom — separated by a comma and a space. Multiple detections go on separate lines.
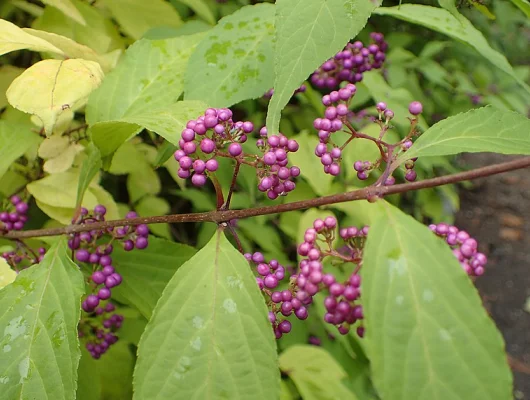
455, 154, 530, 398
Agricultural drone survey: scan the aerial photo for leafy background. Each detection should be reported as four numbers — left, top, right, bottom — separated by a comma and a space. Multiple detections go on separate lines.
0, 0, 529, 399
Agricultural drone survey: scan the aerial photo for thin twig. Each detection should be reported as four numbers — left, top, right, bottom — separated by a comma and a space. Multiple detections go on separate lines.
1, 156, 529, 240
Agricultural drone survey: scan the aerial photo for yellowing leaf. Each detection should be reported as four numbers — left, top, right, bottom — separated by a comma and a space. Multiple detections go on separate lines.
43, 143, 84, 174
41, 0, 86, 25
38, 135, 70, 159
0, 258, 16, 290
7, 59, 103, 135
23, 28, 115, 72
0, 65, 23, 109
0, 19, 62, 56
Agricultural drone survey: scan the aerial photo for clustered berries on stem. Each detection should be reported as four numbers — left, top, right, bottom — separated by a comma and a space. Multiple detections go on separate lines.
314, 86, 424, 185
250, 216, 488, 340
310, 33, 388, 89
174, 107, 301, 200
429, 223, 487, 276
69, 205, 150, 359
0, 195, 30, 232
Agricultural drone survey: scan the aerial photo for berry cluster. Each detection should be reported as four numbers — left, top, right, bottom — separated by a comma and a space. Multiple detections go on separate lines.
70, 206, 149, 358
313, 84, 357, 177
0, 195, 29, 232
174, 108, 301, 199
310, 33, 387, 90
256, 127, 300, 199
245, 252, 308, 339
313, 92, 424, 184
297, 217, 366, 337
264, 84, 307, 99
429, 223, 487, 276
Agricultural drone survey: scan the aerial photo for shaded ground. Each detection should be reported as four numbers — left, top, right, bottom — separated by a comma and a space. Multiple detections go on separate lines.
455, 154, 530, 397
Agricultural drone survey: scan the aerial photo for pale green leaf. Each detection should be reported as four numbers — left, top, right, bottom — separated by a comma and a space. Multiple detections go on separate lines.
0, 18, 62, 56
374, 5, 530, 94
362, 205, 512, 399
133, 230, 279, 400
127, 167, 161, 203
43, 143, 84, 173
288, 131, 333, 196
184, 4, 274, 107
510, 0, 530, 17
0, 258, 16, 289
396, 106, 530, 163
279, 345, 359, 400
266, 0, 378, 134
23, 28, 114, 72
88, 185, 120, 221
0, 239, 85, 400
437, 0, 461, 20
101, 0, 182, 40
7, 59, 104, 135
41, 0, 86, 25
28, 169, 99, 210
76, 143, 102, 208
173, 0, 215, 24
32, 0, 124, 54
112, 237, 196, 319
135, 196, 171, 239
0, 120, 42, 180
86, 34, 204, 155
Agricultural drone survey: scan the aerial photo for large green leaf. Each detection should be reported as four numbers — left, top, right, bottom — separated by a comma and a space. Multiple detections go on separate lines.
266, 0, 378, 134
0, 239, 85, 400
396, 106, 530, 163
184, 4, 275, 107
133, 230, 279, 400
86, 34, 205, 156
374, 5, 530, 94
362, 206, 512, 399
0, 120, 41, 180
279, 345, 359, 400
100, 0, 182, 40
41, 0, 86, 25
112, 237, 196, 319
173, 0, 216, 25
510, 0, 530, 17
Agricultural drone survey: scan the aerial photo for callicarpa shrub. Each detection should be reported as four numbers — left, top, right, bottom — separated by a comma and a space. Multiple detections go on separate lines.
0, 1, 529, 400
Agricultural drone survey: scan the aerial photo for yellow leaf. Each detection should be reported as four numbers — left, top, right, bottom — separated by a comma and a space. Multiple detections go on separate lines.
38, 134, 70, 159
43, 143, 84, 174
23, 28, 115, 72
41, 0, 86, 26
0, 258, 16, 290
7, 59, 103, 135
0, 19, 63, 56
0, 65, 23, 109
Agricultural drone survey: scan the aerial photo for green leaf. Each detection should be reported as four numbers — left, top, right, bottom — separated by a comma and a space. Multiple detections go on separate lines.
135, 196, 171, 239
0, 19, 62, 56
437, 0, 461, 20
7, 59, 104, 135
288, 131, 333, 196
373, 5, 530, 94
0, 239, 85, 399
173, 0, 216, 25
41, 0, 86, 25
362, 205, 512, 399
86, 34, 205, 155
32, 0, 124, 54
396, 106, 530, 163
112, 237, 196, 319
0, 65, 22, 109
279, 345, 359, 400
99, 342, 135, 399
133, 229, 279, 400
100, 0, 182, 40
184, 4, 275, 107
76, 143, 101, 209
266, 0, 378, 134
76, 349, 102, 400
127, 168, 161, 203
0, 120, 41, 180
510, 0, 530, 18
0, 258, 16, 289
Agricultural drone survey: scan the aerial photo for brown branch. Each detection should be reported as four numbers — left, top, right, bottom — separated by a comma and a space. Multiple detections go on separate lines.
2, 156, 530, 240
